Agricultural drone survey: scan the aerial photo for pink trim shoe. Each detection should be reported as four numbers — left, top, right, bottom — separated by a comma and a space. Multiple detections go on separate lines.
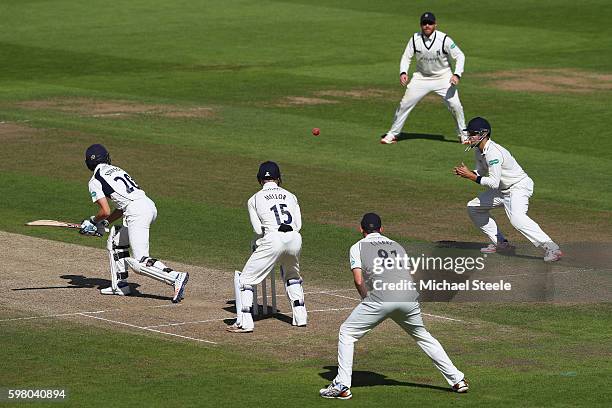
380, 134, 397, 144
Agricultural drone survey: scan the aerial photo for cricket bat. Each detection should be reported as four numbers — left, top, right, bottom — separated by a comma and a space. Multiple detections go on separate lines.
25, 219, 110, 232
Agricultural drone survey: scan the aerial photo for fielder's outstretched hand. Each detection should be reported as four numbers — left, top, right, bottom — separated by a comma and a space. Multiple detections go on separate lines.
453, 162, 477, 181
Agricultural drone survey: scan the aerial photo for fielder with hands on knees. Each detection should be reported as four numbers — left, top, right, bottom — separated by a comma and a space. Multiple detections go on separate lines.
81, 144, 189, 302
320, 213, 468, 400
228, 161, 307, 333
453, 117, 563, 262
381, 11, 467, 145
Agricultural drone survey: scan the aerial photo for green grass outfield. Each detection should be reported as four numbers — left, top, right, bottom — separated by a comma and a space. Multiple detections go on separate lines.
1, 0, 611, 406
1, 304, 610, 408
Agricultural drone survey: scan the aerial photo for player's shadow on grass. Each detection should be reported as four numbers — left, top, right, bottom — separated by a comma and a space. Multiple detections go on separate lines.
12, 275, 172, 301
436, 240, 542, 261
319, 366, 450, 392
395, 132, 456, 144
223, 301, 293, 325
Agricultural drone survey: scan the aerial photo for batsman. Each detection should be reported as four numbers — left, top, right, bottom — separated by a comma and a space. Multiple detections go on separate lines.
80, 144, 189, 302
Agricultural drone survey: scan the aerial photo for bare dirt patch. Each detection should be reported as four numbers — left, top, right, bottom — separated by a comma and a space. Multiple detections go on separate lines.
314, 88, 396, 100
15, 98, 216, 119
478, 68, 612, 93
421, 94, 441, 103
0, 122, 39, 141
0, 231, 359, 359
274, 96, 340, 107
271, 87, 400, 107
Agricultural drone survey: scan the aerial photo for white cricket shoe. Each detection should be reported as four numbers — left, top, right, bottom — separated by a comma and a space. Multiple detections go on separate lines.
544, 248, 563, 262
225, 324, 253, 333
319, 381, 352, 400
481, 240, 515, 254
172, 272, 189, 303
380, 134, 397, 144
100, 282, 131, 296
452, 378, 469, 393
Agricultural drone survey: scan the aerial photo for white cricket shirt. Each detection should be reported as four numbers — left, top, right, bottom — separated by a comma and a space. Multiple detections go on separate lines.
247, 182, 302, 235
88, 163, 147, 210
400, 30, 465, 77
474, 140, 528, 190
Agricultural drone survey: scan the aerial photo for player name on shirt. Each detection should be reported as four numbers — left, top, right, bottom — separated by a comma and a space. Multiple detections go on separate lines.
264, 193, 287, 200
367, 240, 395, 247
103, 167, 122, 176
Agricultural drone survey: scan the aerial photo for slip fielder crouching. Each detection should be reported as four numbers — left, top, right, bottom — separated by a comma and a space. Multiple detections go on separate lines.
454, 117, 563, 262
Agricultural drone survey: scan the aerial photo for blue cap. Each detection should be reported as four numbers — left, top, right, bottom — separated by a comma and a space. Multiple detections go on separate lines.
420, 12, 436, 24
257, 161, 281, 182
361, 213, 382, 233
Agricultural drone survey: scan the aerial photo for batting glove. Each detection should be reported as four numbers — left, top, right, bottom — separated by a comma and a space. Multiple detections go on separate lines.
79, 217, 109, 237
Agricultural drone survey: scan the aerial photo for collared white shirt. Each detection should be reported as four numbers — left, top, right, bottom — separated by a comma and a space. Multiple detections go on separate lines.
247, 182, 302, 235
474, 140, 528, 190
88, 163, 147, 210
400, 30, 465, 77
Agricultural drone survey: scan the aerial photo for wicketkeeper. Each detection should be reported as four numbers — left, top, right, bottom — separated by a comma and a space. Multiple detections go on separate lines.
228, 161, 307, 333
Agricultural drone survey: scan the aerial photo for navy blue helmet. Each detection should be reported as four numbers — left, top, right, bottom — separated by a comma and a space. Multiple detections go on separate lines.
464, 117, 491, 151
257, 161, 281, 183
85, 144, 111, 171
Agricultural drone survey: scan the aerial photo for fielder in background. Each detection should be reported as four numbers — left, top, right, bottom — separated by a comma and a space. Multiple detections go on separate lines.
454, 117, 563, 262
80, 144, 189, 302
228, 161, 307, 333
381, 12, 467, 145
320, 213, 468, 399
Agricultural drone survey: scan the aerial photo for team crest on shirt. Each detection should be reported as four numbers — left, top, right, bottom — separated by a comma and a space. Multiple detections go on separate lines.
488, 159, 500, 165
90, 191, 97, 198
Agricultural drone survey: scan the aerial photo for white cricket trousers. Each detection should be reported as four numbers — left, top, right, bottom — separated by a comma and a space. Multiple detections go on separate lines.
237, 231, 303, 329
467, 177, 552, 247
121, 197, 157, 260
335, 301, 464, 388
112, 197, 178, 286
388, 72, 465, 137
239, 231, 302, 285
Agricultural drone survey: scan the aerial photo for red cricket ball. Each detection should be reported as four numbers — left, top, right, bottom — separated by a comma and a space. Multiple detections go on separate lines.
312, 128, 320, 136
